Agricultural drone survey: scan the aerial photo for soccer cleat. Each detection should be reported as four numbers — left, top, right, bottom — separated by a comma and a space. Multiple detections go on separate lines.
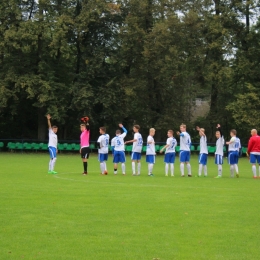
122, 173, 126, 175
48, 171, 52, 174
104, 170, 108, 175
181, 175, 185, 177
214, 175, 222, 178
236, 173, 239, 178
253, 176, 258, 179
204, 175, 207, 177
149, 174, 154, 177
165, 174, 168, 177
195, 175, 200, 177
82, 172, 87, 175
171, 175, 174, 177
52, 171, 57, 174
188, 174, 192, 177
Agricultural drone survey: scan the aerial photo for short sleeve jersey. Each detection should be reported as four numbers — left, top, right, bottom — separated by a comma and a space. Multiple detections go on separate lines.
179, 132, 191, 151
132, 133, 143, 153
80, 130, 90, 148
111, 132, 126, 151
215, 136, 224, 156
165, 137, 177, 153
146, 135, 155, 155
48, 129, 58, 148
228, 136, 240, 151
97, 134, 110, 154
200, 136, 208, 154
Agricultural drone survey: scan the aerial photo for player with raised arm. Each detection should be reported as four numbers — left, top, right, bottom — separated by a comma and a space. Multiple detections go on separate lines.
247, 129, 260, 179
111, 124, 127, 175
196, 126, 208, 177
160, 130, 177, 177
125, 125, 143, 175
146, 128, 156, 176
80, 116, 90, 175
46, 114, 58, 174
97, 127, 110, 175
214, 124, 225, 178
176, 124, 192, 177
226, 129, 241, 178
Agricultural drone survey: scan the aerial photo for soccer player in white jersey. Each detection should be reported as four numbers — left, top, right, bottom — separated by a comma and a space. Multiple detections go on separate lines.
125, 125, 143, 175
226, 129, 241, 178
160, 130, 177, 177
146, 128, 156, 176
111, 124, 127, 175
214, 124, 224, 178
196, 126, 208, 177
176, 124, 192, 177
247, 129, 260, 179
46, 114, 58, 174
97, 127, 110, 175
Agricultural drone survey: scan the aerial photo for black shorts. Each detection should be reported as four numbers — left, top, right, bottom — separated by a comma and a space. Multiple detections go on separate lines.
81, 147, 90, 159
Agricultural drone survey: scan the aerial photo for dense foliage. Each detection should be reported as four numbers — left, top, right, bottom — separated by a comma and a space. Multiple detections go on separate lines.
1, 0, 260, 143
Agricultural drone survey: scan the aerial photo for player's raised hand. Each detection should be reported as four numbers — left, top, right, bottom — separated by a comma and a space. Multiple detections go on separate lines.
119, 123, 123, 128
176, 131, 180, 135
217, 124, 221, 128
196, 126, 200, 131
46, 114, 51, 120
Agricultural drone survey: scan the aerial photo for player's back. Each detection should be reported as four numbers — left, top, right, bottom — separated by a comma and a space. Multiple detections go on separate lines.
165, 137, 177, 153
112, 133, 126, 151
248, 135, 260, 153
228, 136, 240, 151
98, 134, 110, 153
199, 136, 208, 154
132, 132, 143, 153
179, 132, 191, 151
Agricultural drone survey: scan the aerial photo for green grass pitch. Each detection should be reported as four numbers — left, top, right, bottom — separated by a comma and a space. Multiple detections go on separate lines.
0, 152, 260, 260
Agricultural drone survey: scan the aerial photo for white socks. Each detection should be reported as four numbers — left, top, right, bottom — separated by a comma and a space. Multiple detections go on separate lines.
180, 163, 184, 175
148, 163, 154, 175
187, 163, 191, 175
218, 165, 222, 176
230, 165, 234, 177
165, 164, 174, 176
49, 158, 57, 171
132, 162, 135, 174
137, 162, 141, 175
234, 164, 239, 174
121, 163, 125, 174
100, 162, 105, 174
252, 165, 256, 177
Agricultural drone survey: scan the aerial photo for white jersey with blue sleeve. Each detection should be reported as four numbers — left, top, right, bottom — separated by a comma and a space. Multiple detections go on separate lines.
200, 136, 208, 154
97, 134, 110, 154
132, 133, 143, 153
111, 132, 126, 151
228, 136, 240, 151
215, 136, 224, 156
165, 137, 177, 153
48, 129, 58, 148
146, 135, 155, 155
179, 132, 191, 151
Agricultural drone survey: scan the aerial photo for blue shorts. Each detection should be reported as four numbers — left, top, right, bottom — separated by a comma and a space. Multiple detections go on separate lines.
164, 153, 175, 163
228, 151, 239, 165
250, 154, 260, 164
146, 155, 155, 164
199, 153, 208, 165
179, 150, 190, 163
98, 153, 108, 162
215, 154, 223, 165
131, 152, 141, 161
49, 146, 57, 158
113, 151, 126, 163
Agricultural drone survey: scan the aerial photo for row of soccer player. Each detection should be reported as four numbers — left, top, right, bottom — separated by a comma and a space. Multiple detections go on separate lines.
46, 114, 260, 178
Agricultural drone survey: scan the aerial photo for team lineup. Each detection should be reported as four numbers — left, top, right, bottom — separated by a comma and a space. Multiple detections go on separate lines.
46, 115, 260, 178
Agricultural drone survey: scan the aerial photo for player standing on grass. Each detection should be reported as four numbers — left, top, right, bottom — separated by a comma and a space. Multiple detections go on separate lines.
214, 124, 224, 178
226, 129, 241, 178
80, 117, 90, 175
146, 128, 156, 176
97, 127, 110, 175
125, 125, 143, 175
247, 129, 260, 179
111, 124, 127, 175
196, 126, 208, 177
47, 114, 58, 174
177, 124, 192, 177
160, 130, 177, 177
